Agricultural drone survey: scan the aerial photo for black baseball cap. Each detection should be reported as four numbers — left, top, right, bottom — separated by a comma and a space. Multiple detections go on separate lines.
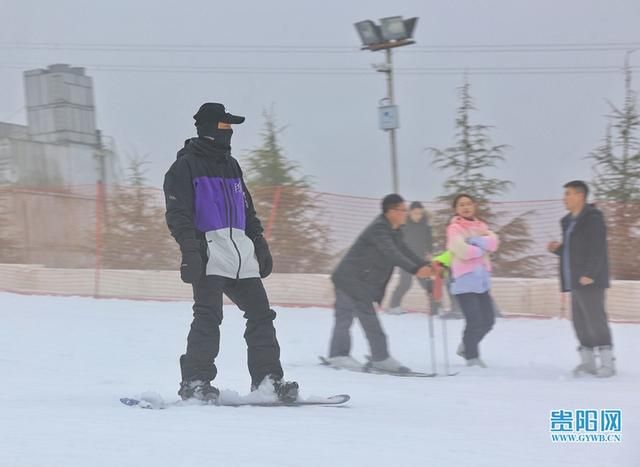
193, 103, 245, 125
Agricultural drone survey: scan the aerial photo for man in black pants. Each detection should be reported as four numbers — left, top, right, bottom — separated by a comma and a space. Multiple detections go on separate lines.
548, 180, 615, 377
388, 201, 436, 315
327, 194, 433, 372
163, 103, 298, 401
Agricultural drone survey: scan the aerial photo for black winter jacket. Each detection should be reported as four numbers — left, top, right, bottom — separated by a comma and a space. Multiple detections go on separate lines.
332, 215, 428, 304
163, 137, 263, 279
554, 204, 610, 292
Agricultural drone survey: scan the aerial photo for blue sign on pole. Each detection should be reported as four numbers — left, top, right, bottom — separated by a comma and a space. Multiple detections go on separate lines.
379, 104, 399, 130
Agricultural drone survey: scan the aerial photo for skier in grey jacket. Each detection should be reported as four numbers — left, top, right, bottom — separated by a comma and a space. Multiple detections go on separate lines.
327, 194, 433, 372
388, 201, 436, 314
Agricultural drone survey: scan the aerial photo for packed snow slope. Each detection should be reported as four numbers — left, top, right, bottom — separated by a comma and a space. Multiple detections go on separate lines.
1, 293, 638, 467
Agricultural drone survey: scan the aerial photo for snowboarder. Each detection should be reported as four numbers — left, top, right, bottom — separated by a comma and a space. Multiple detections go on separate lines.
327, 194, 433, 372
163, 103, 298, 402
547, 180, 615, 377
387, 201, 437, 315
446, 194, 499, 367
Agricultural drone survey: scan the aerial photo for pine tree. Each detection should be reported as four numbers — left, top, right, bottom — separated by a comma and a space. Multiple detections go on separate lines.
243, 110, 333, 273
590, 53, 640, 279
429, 79, 511, 206
101, 155, 178, 270
426, 79, 543, 277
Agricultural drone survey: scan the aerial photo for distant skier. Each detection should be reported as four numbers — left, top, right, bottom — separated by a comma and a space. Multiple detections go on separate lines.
163, 102, 299, 402
327, 194, 433, 372
446, 194, 499, 367
547, 180, 615, 377
387, 201, 438, 315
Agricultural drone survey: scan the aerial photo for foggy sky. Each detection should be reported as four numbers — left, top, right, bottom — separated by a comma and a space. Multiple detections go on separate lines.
1, 0, 639, 201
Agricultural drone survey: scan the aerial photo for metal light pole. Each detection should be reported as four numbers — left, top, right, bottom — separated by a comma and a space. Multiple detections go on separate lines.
384, 48, 399, 192
354, 16, 418, 194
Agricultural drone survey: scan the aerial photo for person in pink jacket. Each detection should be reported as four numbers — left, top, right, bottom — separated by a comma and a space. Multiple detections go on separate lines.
446, 194, 499, 367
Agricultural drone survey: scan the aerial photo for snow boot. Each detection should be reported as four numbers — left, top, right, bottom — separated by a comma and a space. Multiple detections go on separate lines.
596, 346, 616, 378
573, 346, 597, 376
369, 356, 411, 373
466, 358, 487, 368
325, 355, 364, 370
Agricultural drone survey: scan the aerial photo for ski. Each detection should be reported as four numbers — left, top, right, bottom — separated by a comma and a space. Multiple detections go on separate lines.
362, 355, 439, 377
319, 356, 369, 373
363, 364, 438, 378
319, 356, 437, 377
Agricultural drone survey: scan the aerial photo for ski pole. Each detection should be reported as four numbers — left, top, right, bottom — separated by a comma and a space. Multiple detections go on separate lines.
428, 261, 443, 375
428, 307, 437, 375
441, 314, 451, 376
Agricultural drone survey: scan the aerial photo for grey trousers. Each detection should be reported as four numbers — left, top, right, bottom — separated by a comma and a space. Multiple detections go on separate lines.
571, 286, 613, 348
329, 287, 389, 361
389, 268, 434, 310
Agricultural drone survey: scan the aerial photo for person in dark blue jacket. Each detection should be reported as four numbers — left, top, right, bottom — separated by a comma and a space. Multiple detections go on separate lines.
163, 103, 298, 402
548, 180, 615, 377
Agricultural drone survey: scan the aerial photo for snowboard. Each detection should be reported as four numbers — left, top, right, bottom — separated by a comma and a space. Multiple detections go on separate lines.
120, 393, 350, 409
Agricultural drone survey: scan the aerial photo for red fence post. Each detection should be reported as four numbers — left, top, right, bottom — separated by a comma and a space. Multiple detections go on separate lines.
264, 186, 283, 241
94, 181, 103, 298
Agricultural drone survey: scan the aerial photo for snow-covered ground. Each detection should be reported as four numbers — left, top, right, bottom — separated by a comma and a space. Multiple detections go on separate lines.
1, 292, 638, 467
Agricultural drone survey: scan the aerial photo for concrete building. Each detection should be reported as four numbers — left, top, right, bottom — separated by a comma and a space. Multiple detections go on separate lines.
0, 64, 120, 187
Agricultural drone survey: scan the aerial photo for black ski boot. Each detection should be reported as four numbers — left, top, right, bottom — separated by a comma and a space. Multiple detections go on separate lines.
251, 376, 299, 403
273, 379, 299, 403
178, 380, 220, 403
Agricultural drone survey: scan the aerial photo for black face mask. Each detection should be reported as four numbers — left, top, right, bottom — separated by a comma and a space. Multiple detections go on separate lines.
196, 122, 233, 148
212, 129, 233, 148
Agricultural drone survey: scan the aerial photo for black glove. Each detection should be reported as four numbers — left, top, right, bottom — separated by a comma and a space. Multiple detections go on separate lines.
179, 239, 204, 284
253, 235, 273, 278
